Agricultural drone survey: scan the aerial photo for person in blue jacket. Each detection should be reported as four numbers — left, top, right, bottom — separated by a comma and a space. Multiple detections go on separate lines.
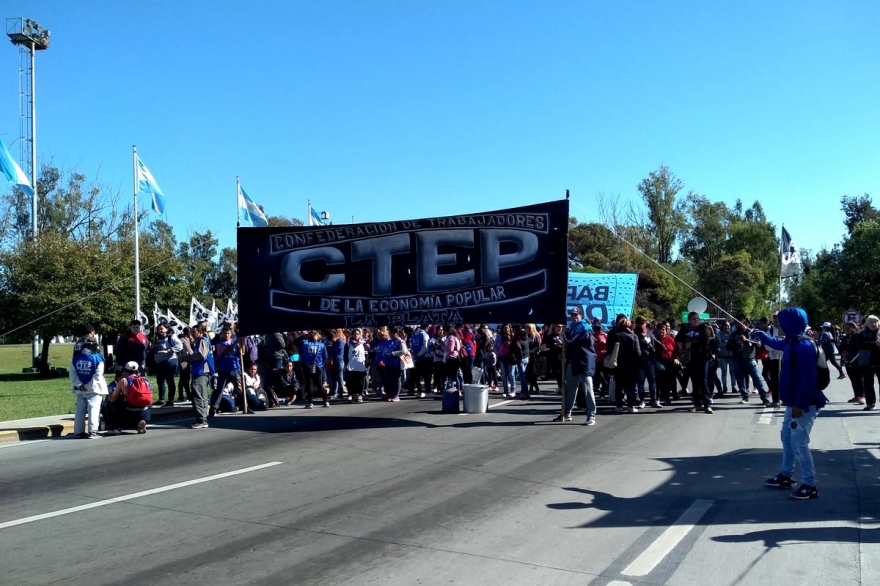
752, 307, 828, 500
69, 331, 109, 438
554, 306, 597, 424
300, 330, 329, 408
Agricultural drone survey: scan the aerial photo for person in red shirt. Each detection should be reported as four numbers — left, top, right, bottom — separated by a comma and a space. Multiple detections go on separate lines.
114, 319, 150, 376
591, 323, 608, 398
655, 322, 677, 402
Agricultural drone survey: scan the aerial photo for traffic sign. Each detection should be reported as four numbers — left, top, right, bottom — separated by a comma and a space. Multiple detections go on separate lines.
843, 309, 862, 324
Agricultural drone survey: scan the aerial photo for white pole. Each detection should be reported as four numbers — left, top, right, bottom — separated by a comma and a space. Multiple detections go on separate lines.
29, 41, 37, 239
308, 199, 312, 226
133, 145, 141, 321
30, 41, 39, 364
236, 176, 241, 227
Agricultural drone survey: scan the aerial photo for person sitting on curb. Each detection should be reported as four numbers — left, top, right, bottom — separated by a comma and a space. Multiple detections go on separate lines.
103, 361, 152, 435
752, 307, 829, 500
268, 359, 300, 406
69, 328, 109, 439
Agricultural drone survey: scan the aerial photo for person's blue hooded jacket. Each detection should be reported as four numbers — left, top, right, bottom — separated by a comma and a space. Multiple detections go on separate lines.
564, 320, 596, 377
753, 307, 828, 410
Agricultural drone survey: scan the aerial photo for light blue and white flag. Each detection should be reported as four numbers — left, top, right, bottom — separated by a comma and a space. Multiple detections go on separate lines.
136, 155, 166, 214
238, 184, 269, 227
309, 205, 326, 226
0, 137, 33, 195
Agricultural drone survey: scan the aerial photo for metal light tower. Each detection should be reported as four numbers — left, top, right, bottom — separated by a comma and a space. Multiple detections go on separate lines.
7, 17, 49, 366
7, 17, 49, 240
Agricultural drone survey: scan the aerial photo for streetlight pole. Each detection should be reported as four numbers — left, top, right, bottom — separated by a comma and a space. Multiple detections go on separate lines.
7, 18, 50, 367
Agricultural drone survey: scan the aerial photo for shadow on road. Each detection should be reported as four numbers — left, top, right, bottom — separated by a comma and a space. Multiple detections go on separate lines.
546, 447, 879, 541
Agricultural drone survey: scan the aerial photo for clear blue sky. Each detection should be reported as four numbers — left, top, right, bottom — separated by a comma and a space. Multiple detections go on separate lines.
2, 1, 878, 258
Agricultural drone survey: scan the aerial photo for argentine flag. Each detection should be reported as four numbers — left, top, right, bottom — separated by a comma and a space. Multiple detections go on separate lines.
136, 155, 166, 214
0, 137, 34, 195
238, 185, 269, 227
310, 206, 327, 226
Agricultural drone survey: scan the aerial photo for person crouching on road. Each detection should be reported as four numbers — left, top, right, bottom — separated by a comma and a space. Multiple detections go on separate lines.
103, 361, 152, 435
300, 330, 329, 408
753, 307, 829, 500
70, 329, 109, 439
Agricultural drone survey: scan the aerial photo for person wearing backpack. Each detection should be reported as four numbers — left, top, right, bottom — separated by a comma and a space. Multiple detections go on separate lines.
818, 322, 845, 379
753, 307, 829, 500
103, 361, 152, 435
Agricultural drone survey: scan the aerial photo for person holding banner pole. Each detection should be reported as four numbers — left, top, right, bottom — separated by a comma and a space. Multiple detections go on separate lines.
238, 344, 248, 414
554, 306, 595, 424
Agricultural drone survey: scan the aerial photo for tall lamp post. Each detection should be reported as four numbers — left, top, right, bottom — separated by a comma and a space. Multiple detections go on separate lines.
7, 17, 50, 366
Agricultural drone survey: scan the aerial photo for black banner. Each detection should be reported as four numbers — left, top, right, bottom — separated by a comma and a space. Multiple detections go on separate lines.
236, 200, 569, 334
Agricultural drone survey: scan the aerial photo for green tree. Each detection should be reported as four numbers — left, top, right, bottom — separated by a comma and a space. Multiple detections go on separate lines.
206, 247, 238, 300
0, 165, 135, 371
841, 194, 879, 234
702, 251, 765, 315
177, 230, 219, 302
267, 215, 304, 227
636, 165, 688, 264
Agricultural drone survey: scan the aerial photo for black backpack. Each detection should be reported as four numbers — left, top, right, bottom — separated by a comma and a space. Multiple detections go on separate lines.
800, 336, 830, 391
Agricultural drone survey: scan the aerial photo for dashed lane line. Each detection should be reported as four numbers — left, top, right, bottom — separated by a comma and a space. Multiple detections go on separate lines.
621, 499, 714, 577
0, 461, 283, 530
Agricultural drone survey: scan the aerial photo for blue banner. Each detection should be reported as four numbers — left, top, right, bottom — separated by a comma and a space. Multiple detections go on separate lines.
566, 273, 638, 328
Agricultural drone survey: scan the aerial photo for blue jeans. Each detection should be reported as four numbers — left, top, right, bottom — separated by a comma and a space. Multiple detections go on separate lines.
564, 364, 595, 419
780, 405, 818, 486
515, 360, 527, 394
327, 362, 344, 397
718, 357, 735, 391
735, 359, 767, 400
154, 358, 178, 401
500, 361, 513, 395
637, 360, 657, 403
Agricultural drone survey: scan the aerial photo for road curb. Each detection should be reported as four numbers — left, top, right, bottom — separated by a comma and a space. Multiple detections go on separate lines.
0, 406, 194, 444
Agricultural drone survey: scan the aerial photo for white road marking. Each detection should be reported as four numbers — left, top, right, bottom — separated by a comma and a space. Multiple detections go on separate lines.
0, 440, 49, 449
0, 461, 283, 530
758, 408, 774, 425
488, 400, 513, 409
622, 499, 714, 577
607, 582, 634, 586
867, 448, 880, 461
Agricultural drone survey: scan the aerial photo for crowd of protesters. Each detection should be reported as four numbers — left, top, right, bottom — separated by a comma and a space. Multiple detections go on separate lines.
69, 308, 880, 434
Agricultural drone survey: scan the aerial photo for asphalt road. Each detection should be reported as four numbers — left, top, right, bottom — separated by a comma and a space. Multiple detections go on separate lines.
1, 377, 878, 586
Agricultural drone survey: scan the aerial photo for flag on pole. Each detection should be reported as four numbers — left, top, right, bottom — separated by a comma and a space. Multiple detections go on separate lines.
136, 155, 166, 215
0, 137, 33, 195
212, 299, 229, 328
781, 226, 801, 278
189, 297, 216, 330
138, 309, 152, 336
226, 298, 239, 322
166, 308, 185, 335
309, 205, 327, 226
238, 184, 269, 227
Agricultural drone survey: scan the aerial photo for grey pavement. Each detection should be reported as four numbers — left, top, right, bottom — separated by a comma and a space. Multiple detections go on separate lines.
0, 376, 877, 586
